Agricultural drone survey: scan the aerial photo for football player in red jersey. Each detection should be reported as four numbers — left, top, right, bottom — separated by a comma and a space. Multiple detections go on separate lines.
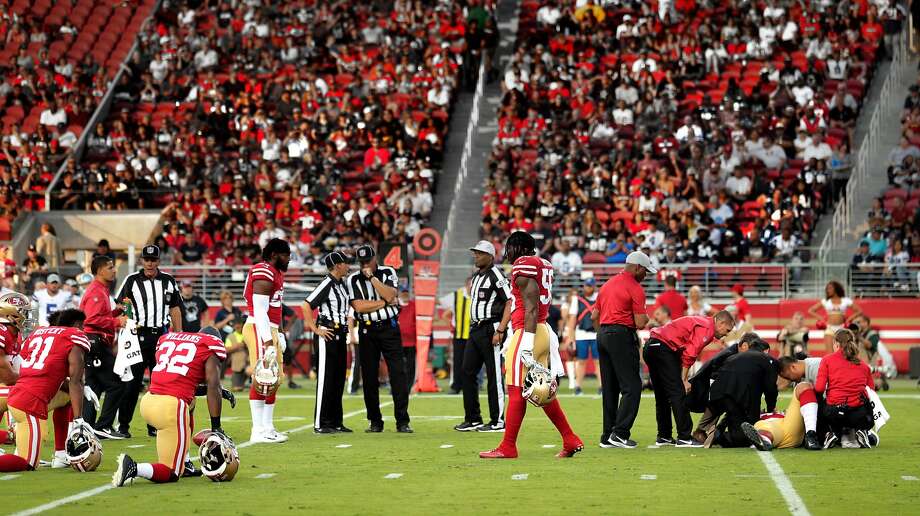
112, 327, 229, 486
0, 297, 27, 446
0, 309, 94, 472
242, 238, 290, 444
481, 231, 583, 459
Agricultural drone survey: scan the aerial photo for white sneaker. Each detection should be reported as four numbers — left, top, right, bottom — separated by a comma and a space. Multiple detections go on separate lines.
260, 429, 288, 443
51, 451, 70, 469
841, 430, 860, 449
249, 427, 264, 443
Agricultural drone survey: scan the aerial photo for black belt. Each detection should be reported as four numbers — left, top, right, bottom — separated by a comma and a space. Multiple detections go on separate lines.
359, 318, 397, 328
317, 319, 347, 331
600, 324, 636, 329
472, 319, 499, 326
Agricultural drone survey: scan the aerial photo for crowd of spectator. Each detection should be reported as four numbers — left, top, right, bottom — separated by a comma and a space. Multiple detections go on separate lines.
0, 0, 156, 224
52, 0, 497, 267
480, 0, 896, 276
855, 76, 920, 293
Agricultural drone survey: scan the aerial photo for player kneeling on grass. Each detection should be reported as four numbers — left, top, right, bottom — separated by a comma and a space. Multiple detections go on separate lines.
113, 328, 229, 486
480, 231, 583, 459
740, 381, 822, 451
0, 308, 102, 473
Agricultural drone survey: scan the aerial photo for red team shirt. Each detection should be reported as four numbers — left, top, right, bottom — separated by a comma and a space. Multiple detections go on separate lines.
8, 327, 90, 419
510, 255, 553, 330
243, 262, 285, 326
148, 332, 227, 405
596, 271, 646, 328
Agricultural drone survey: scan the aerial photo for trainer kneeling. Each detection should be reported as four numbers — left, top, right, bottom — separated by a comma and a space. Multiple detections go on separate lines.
644, 311, 734, 447
814, 328, 876, 449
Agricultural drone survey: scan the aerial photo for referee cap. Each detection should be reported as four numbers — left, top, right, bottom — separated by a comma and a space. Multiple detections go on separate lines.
141, 245, 160, 259
323, 251, 352, 268
355, 245, 376, 263
625, 251, 657, 274
469, 240, 496, 256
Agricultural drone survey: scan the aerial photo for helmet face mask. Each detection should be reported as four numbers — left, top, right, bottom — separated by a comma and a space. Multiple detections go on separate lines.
66, 426, 103, 472
0, 292, 35, 336
199, 433, 240, 482
522, 363, 558, 407
253, 347, 280, 396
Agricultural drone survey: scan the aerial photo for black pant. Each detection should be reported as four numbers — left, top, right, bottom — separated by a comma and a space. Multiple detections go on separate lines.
118, 327, 162, 433
402, 346, 416, 393
348, 342, 362, 394
643, 339, 693, 441
822, 401, 873, 437
598, 325, 642, 441
709, 396, 751, 448
315, 329, 347, 429
359, 322, 410, 426
462, 322, 504, 425
83, 333, 126, 430
450, 338, 467, 391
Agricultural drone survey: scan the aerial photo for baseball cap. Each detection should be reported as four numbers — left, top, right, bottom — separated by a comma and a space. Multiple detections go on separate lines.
141, 244, 160, 260
731, 283, 745, 295
625, 251, 657, 274
322, 251, 352, 268
46, 273, 61, 284
469, 240, 496, 256
584, 277, 597, 287
65, 278, 77, 287
180, 280, 193, 288
355, 245, 376, 263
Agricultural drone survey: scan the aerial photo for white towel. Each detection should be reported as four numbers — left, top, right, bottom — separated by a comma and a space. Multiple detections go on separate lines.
546, 324, 565, 378
865, 386, 890, 432
113, 320, 144, 382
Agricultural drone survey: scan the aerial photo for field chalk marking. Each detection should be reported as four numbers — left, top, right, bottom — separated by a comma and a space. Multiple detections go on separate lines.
0, 475, 20, 480
335, 444, 353, 448
440, 444, 454, 449
511, 474, 528, 481
541, 444, 555, 448
11, 403, 392, 516
126, 445, 145, 449
384, 473, 403, 479
902, 475, 918, 481
640, 474, 657, 480
255, 473, 276, 479
757, 451, 811, 516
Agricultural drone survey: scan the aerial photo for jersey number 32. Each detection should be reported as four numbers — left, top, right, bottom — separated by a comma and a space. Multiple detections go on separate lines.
153, 341, 197, 376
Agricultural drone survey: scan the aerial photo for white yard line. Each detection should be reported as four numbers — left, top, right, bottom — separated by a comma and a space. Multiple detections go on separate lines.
383, 473, 403, 479
11, 403, 388, 516
278, 393, 920, 400
511, 474, 528, 481
757, 451, 811, 516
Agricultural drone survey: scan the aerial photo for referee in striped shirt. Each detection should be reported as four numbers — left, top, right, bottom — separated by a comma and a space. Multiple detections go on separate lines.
347, 245, 411, 433
302, 251, 353, 434
116, 244, 182, 437
455, 241, 511, 433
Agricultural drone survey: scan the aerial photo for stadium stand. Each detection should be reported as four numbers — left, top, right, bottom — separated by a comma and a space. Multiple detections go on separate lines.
52, 0, 489, 266
480, 0, 887, 272
0, 0, 158, 228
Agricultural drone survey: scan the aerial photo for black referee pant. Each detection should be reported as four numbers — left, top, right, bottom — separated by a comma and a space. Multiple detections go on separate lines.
359, 320, 410, 427
315, 325, 348, 430
450, 338, 466, 392
598, 324, 642, 442
643, 338, 693, 441
119, 327, 163, 434
462, 321, 504, 425
83, 333, 126, 431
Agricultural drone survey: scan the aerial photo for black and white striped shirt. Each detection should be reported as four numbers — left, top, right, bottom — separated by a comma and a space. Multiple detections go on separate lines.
470, 265, 512, 323
305, 274, 350, 325
347, 266, 400, 322
116, 269, 181, 329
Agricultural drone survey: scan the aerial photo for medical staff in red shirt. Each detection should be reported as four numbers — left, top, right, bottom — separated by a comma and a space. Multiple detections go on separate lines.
816, 328, 876, 449
644, 312, 735, 447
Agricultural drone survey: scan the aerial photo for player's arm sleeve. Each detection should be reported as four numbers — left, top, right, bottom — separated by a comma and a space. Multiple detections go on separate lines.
764, 365, 778, 412
252, 293, 273, 342
510, 259, 539, 280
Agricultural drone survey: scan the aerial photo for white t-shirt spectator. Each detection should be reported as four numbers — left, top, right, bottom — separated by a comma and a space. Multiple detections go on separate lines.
754, 144, 787, 169
410, 190, 433, 217
194, 47, 218, 70
725, 174, 753, 198
612, 107, 633, 125
262, 137, 282, 161
150, 57, 169, 83
551, 250, 583, 276
771, 233, 799, 258
427, 85, 450, 107
32, 288, 73, 326
792, 84, 814, 106
631, 58, 657, 73
40, 106, 67, 127
537, 5, 562, 25
803, 141, 833, 162
826, 58, 849, 80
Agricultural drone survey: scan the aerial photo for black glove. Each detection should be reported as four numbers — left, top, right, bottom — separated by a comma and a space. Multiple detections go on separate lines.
221, 387, 236, 409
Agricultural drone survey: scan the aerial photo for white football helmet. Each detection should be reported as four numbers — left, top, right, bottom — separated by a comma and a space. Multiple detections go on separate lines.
199, 432, 240, 482
66, 424, 103, 472
253, 346, 280, 396
522, 363, 557, 407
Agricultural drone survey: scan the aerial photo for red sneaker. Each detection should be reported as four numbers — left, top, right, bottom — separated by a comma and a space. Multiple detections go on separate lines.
479, 446, 518, 459
556, 436, 584, 458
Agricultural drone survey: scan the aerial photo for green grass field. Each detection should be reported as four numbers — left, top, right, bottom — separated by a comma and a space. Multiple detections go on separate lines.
6, 378, 920, 515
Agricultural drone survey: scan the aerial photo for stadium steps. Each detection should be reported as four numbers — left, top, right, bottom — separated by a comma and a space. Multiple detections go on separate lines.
437, 0, 521, 295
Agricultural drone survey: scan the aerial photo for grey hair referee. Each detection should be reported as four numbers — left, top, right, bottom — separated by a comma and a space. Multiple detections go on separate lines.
454, 241, 511, 433
302, 251, 353, 434
115, 244, 182, 437
347, 245, 411, 434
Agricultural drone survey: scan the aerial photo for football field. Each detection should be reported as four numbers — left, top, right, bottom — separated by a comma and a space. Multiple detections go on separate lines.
7, 378, 920, 515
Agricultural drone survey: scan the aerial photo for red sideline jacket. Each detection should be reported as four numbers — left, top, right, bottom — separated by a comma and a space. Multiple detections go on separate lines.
80, 279, 118, 344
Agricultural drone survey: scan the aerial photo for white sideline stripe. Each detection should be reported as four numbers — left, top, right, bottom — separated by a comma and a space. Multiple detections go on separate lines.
278, 393, 920, 400
11, 403, 390, 516
902, 475, 919, 481
440, 444, 454, 449
757, 451, 811, 516
0, 474, 20, 480
384, 473, 403, 479
640, 474, 657, 480
255, 473, 276, 479
335, 444, 352, 449
511, 474, 528, 481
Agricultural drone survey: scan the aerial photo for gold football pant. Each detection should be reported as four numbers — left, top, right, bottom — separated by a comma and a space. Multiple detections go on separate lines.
754, 393, 805, 449
9, 405, 46, 469
140, 393, 192, 475
505, 324, 551, 387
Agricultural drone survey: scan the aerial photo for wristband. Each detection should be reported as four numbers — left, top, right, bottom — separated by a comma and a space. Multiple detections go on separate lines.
211, 416, 221, 430
520, 331, 535, 352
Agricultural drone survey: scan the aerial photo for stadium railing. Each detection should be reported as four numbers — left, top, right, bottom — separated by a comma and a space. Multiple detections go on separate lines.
820, 31, 909, 261
161, 262, 920, 303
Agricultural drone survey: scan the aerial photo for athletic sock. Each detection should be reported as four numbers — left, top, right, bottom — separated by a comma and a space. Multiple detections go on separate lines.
53, 407, 70, 452
565, 360, 575, 389
249, 392, 265, 434
0, 454, 31, 472
500, 386, 526, 450
799, 387, 819, 433
542, 397, 575, 440
136, 463, 154, 479
262, 401, 275, 431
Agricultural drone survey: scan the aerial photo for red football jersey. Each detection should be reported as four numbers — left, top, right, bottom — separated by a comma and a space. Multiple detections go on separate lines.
510, 255, 553, 330
243, 262, 285, 326
8, 326, 90, 419
0, 324, 19, 357
148, 332, 227, 404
